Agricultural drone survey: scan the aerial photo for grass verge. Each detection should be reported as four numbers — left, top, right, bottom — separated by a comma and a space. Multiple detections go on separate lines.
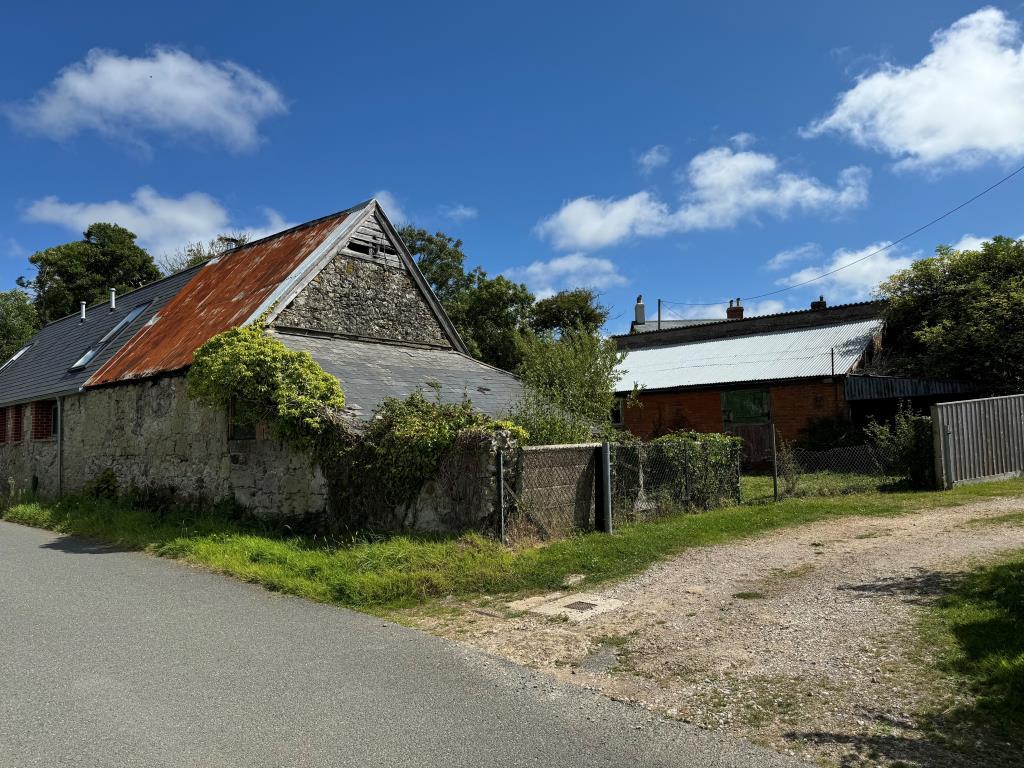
920, 549, 1024, 742
3, 477, 1023, 611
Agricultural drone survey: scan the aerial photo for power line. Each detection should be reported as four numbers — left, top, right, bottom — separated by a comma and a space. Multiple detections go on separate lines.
661, 161, 1024, 307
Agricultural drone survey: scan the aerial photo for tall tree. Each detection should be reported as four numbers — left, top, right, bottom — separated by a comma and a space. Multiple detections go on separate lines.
0, 289, 39, 362
877, 236, 1024, 393
159, 233, 251, 275
399, 226, 535, 370
19, 223, 161, 324
532, 288, 609, 335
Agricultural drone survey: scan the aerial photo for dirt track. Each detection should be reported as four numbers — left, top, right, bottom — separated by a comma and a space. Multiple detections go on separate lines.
405, 498, 1024, 767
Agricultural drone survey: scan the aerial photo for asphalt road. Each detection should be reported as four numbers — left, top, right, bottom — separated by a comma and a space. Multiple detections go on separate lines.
0, 520, 803, 767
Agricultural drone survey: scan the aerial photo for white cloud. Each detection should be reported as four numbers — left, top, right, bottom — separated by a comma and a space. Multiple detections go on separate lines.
779, 241, 915, 300
730, 132, 756, 149
804, 8, 1024, 170
5, 238, 26, 260
950, 233, 988, 251
24, 186, 291, 258
374, 190, 408, 226
668, 298, 788, 321
505, 253, 627, 299
439, 203, 478, 222
637, 144, 671, 173
766, 242, 820, 270
537, 145, 869, 250
4, 47, 285, 152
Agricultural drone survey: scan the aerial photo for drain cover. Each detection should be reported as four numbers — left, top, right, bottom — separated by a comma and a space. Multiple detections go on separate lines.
564, 601, 598, 612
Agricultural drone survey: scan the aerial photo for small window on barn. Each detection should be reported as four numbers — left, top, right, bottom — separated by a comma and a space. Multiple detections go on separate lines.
611, 397, 625, 426
31, 401, 56, 441
70, 302, 151, 370
0, 406, 7, 443
228, 400, 257, 441
51, 402, 59, 438
0, 344, 31, 374
11, 405, 24, 443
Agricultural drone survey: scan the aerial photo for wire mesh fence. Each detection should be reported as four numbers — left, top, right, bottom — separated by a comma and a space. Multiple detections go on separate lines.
610, 440, 742, 527
743, 438, 901, 502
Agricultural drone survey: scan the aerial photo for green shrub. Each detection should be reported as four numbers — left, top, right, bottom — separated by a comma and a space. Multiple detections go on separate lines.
504, 388, 593, 445
647, 431, 743, 509
865, 403, 935, 488
83, 468, 119, 500
796, 416, 864, 450
187, 324, 346, 457
328, 392, 526, 530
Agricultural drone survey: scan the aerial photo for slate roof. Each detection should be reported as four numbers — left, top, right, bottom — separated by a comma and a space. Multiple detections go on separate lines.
0, 265, 203, 407
273, 331, 524, 420
615, 319, 883, 393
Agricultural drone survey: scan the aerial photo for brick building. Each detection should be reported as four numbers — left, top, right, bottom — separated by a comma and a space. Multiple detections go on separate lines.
0, 199, 522, 522
613, 296, 973, 462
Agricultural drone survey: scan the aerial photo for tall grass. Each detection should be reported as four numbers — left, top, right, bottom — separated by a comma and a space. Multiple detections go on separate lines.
4, 477, 1024, 611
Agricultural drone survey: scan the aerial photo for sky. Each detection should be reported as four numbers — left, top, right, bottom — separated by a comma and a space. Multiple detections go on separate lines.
2, 1, 1024, 333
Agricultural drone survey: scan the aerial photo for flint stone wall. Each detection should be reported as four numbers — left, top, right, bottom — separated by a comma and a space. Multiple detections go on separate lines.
0, 406, 58, 500
275, 254, 450, 347
0, 376, 328, 518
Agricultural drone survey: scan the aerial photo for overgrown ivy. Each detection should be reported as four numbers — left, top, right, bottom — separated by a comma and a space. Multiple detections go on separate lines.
187, 324, 347, 455
187, 325, 527, 531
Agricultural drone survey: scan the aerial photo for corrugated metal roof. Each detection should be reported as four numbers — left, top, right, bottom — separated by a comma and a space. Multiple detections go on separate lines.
0, 266, 203, 407
844, 375, 977, 401
87, 206, 363, 386
273, 332, 524, 419
615, 319, 882, 392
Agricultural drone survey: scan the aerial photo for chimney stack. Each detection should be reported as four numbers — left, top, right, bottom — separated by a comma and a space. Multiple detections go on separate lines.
109, 288, 117, 311
634, 295, 646, 326
810, 295, 827, 310
79, 301, 87, 322
726, 297, 744, 320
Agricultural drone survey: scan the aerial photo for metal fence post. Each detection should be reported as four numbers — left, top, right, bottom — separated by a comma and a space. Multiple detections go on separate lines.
595, 441, 612, 533
770, 424, 779, 502
496, 449, 506, 545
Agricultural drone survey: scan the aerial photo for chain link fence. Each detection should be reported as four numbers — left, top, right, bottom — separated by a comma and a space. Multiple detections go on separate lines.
610, 441, 741, 527
743, 437, 901, 502
497, 437, 743, 544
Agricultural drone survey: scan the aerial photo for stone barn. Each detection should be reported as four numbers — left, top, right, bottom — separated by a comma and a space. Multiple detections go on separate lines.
0, 199, 522, 518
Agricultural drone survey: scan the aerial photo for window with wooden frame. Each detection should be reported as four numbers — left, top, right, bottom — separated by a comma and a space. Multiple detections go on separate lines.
0, 406, 7, 443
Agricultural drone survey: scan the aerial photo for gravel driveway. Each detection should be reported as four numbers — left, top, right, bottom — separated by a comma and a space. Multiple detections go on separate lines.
404, 498, 1024, 767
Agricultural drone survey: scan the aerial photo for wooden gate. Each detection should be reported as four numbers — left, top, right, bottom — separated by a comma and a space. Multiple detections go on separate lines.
721, 388, 772, 465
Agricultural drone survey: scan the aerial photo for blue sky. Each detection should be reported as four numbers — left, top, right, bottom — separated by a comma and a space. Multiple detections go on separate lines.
2, 1, 1023, 333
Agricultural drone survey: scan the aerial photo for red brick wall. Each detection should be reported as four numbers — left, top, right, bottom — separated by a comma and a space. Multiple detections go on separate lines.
31, 401, 55, 441
0, 407, 6, 443
770, 380, 847, 443
622, 389, 723, 439
622, 380, 848, 442
10, 405, 24, 442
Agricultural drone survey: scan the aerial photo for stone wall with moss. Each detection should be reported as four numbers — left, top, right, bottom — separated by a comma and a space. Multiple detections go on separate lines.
0, 405, 59, 500
53, 376, 327, 518
274, 254, 451, 347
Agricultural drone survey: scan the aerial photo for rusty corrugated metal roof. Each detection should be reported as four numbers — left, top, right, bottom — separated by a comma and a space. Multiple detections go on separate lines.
86, 207, 359, 387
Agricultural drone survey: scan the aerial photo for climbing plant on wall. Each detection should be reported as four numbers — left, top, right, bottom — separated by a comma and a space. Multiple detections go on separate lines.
187, 324, 347, 456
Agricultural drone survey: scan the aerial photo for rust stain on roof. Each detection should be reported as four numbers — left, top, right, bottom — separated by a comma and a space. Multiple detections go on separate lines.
87, 211, 352, 387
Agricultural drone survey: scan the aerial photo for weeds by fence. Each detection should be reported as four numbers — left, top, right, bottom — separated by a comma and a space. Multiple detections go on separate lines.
748, 441, 902, 502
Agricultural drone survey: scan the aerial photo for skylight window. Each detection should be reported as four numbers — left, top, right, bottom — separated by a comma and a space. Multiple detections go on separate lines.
0, 344, 31, 374
70, 302, 150, 371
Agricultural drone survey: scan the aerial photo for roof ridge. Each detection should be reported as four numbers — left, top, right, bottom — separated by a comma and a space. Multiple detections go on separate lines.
218, 199, 374, 256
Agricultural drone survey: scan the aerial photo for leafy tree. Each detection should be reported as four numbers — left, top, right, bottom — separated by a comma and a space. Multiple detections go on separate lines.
399, 226, 534, 370
532, 288, 608, 335
877, 236, 1024, 393
515, 328, 625, 428
160, 233, 250, 275
0, 289, 39, 362
19, 223, 161, 324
